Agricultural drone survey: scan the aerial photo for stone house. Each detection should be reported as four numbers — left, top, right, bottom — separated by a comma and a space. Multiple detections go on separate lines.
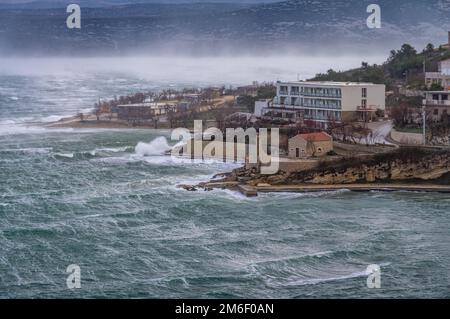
288, 132, 333, 158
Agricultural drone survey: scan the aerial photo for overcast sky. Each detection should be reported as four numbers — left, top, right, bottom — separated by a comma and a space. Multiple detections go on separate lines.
0, 0, 280, 4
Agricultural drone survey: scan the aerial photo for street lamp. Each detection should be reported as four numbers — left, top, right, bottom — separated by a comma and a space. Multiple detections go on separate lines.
422, 103, 426, 145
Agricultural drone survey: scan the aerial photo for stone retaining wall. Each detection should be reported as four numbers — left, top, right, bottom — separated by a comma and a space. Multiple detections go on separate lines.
390, 129, 423, 145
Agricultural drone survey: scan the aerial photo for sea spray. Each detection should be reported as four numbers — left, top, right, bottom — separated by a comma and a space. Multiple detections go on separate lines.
135, 136, 172, 156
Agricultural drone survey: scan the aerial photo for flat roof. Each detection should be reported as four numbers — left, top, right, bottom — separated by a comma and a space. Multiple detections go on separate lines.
277, 81, 382, 86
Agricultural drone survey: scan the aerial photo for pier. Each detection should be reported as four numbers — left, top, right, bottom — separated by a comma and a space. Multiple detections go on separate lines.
235, 184, 450, 197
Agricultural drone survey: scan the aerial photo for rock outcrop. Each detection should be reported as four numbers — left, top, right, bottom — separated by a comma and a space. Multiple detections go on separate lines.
214, 148, 450, 186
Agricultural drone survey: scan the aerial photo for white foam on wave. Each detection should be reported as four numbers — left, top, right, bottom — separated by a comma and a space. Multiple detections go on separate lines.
135, 136, 172, 156
54, 152, 74, 158
265, 262, 391, 288
89, 146, 133, 156
41, 115, 68, 123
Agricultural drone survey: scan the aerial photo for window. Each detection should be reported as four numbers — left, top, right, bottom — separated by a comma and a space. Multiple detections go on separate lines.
362, 88, 367, 98
433, 94, 439, 100
442, 94, 448, 101
434, 109, 439, 115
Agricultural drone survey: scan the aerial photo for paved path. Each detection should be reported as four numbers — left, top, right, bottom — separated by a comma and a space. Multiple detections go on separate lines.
237, 183, 450, 196
367, 120, 394, 145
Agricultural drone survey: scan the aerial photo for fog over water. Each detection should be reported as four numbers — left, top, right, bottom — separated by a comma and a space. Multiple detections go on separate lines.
0, 54, 386, 85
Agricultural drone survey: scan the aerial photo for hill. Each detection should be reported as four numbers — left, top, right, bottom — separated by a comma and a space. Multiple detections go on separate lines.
1, 0, 450, 55
310, 43, 450, 90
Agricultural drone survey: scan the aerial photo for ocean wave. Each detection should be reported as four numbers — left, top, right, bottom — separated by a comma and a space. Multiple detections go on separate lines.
53, 152, 75, 159
135, 136, 172, 156
40, 115, 68, 123
0, 123, 75, 136
52, 147, 133, 160
90, 146, 134, 156
247, 251, 334, 268
0, 147, 52, 154
265, 262, 391, 288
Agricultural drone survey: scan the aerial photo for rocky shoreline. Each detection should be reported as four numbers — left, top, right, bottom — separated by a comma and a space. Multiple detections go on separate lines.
178, 147, 450, 196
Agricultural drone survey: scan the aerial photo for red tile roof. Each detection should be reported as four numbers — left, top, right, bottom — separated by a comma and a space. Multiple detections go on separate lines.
294, 132, 332, 142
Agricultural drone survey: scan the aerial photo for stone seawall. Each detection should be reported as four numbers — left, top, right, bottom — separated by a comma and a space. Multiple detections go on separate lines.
390, 129, 423, 145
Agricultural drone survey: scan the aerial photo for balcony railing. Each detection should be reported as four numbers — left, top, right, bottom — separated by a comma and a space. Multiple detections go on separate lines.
424, 99, 450, 106
303, 103, 341, 109
302, 93, 342, 98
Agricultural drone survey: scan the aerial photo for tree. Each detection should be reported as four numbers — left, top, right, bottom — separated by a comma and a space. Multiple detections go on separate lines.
429, 83, 444, 91
237, 95, 256, 113
400, 44, 417, 57
390, 105, 410, 127
424, 43, 435, 54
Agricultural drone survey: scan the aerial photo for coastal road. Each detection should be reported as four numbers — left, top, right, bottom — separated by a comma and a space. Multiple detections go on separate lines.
367, 120, 394, 145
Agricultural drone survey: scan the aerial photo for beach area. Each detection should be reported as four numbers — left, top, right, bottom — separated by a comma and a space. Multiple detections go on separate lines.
45, 114, 157, 129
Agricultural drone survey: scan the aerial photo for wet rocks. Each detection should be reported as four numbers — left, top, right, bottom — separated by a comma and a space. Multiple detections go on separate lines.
177, 184, 198, 191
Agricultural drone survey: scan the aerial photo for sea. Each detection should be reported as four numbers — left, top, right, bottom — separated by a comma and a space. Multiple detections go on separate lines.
0, 56, 449, 298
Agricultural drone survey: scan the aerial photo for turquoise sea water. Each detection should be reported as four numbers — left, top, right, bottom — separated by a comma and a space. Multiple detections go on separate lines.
0, 73, 450, 298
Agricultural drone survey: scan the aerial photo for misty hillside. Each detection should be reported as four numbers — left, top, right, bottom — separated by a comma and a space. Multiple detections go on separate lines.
0, 0, 449, 55
0, 0, 279, 8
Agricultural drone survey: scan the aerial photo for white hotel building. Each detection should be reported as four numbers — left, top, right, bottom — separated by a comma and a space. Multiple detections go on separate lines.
262, 81, 385, 128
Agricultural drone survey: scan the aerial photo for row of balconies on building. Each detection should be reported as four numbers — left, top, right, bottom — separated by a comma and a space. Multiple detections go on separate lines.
262, 107, 342, 122
273, 98, 342, 109
423, 99, 450, 106
279, 91, 342, 98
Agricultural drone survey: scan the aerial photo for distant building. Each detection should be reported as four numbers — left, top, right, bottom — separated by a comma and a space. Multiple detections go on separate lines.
425, 58, 450, 89
177, 101, 193, 112
254, 99, 272, 117
117, 102, 176, 121
423, 91, 450, 121
288, 132, 333, 158
263, 81, 385, 128
439, 31, 450, 50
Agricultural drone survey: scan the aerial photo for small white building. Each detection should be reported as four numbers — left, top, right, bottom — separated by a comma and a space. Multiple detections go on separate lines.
423, 91, 450, 121
254, 99, 272, 117
426, 58, 450, 89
